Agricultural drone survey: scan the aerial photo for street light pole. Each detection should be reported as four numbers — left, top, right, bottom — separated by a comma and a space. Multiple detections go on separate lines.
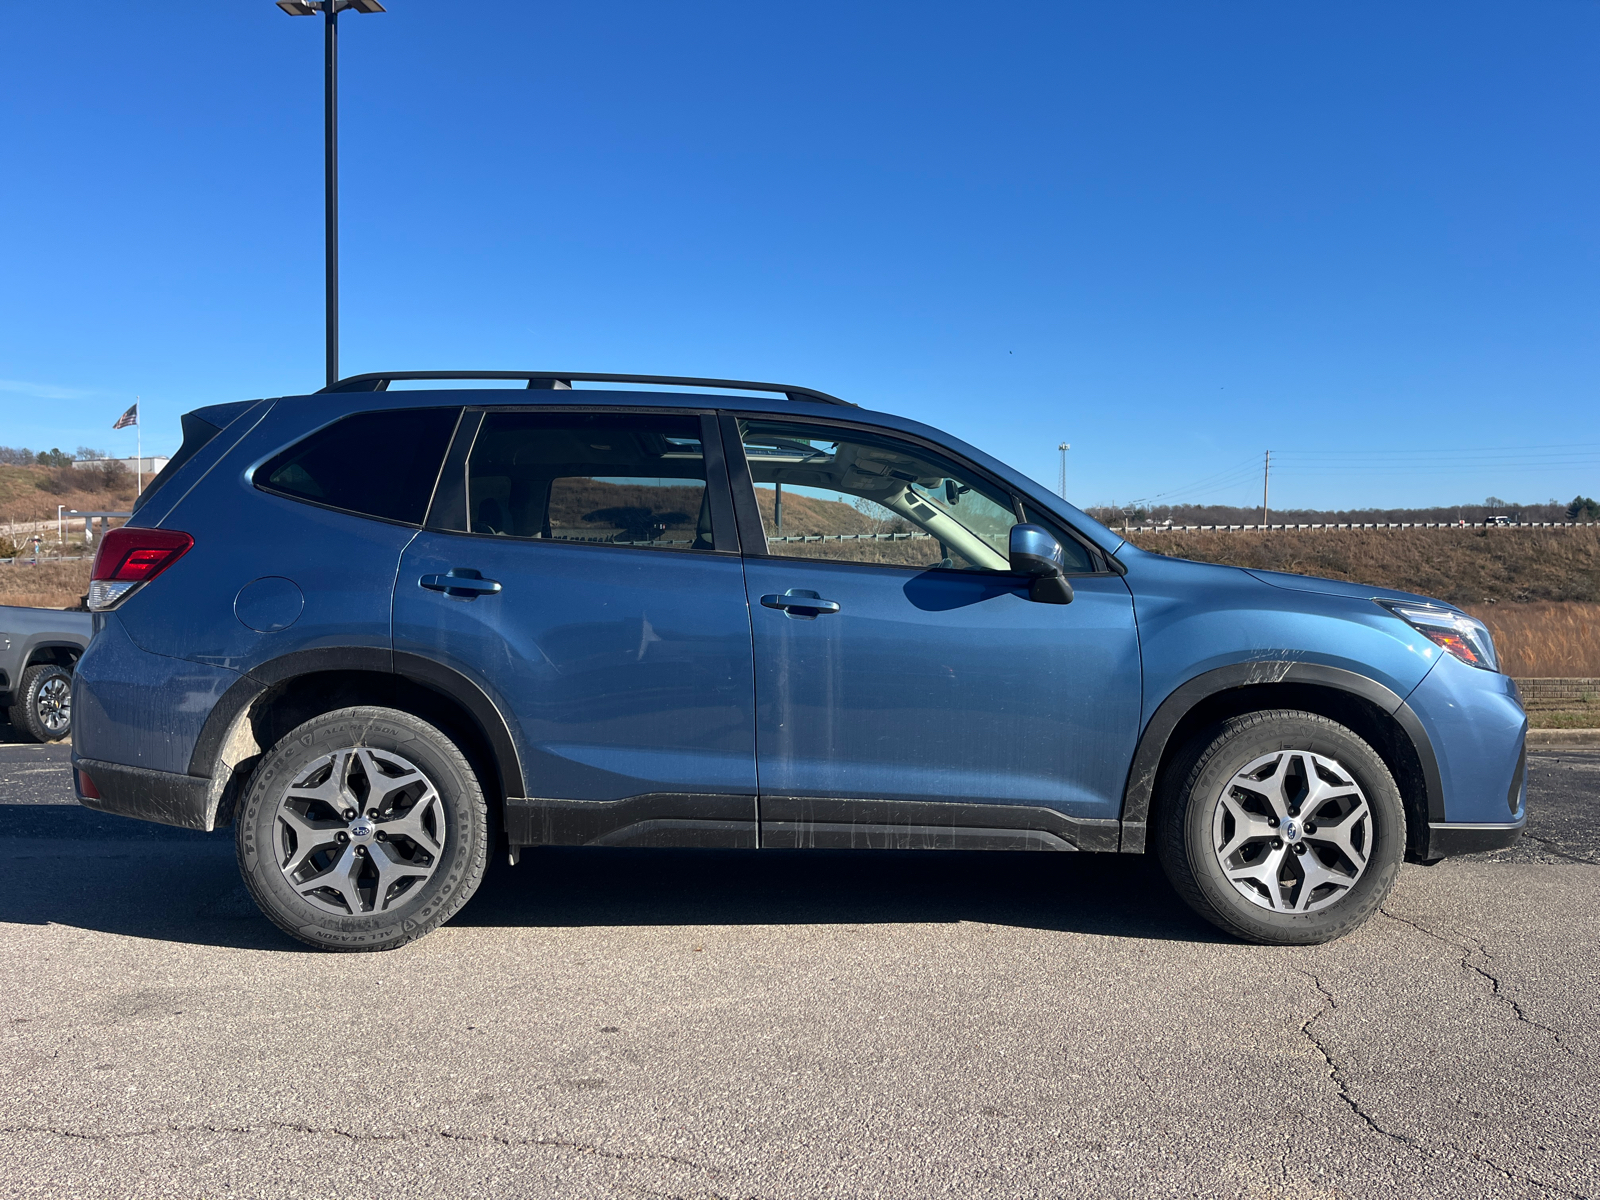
1057, 442, 1070, 500
323, 2, 339, 389
277, 0, 385, 389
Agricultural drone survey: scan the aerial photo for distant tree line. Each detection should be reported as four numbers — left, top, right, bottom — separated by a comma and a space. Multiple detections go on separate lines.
1086, 496, 1600, 526
0, 445, 75, 467
0, 445, 131, 496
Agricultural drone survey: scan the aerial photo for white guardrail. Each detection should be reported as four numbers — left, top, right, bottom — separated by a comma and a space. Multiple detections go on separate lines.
1122, 521, 1600, 532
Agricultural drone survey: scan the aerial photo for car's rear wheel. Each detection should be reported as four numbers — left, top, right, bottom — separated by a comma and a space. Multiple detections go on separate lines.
235, 706, 489, 951
1155, 710, 1405, 945
7, 663, 73, 743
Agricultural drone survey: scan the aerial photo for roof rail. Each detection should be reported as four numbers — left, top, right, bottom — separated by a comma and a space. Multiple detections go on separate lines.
316, 371, 854, 406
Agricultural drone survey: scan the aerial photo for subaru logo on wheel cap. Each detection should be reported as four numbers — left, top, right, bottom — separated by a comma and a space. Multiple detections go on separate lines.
1283, 819, 1300, 842
350, 817, 374, 839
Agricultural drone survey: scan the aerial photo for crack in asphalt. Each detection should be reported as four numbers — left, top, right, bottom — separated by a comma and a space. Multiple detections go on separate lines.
1293, 968, 1417, 1146
1379, 907, 1577, 1059
0, 1122, 713, 1172
1517, 832, 1599, 866
1293, 971, 1592, 1199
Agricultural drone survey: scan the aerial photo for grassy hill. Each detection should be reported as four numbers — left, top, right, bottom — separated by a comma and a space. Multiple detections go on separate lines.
1124, 527, 1600, 678
0, 462, 137, 525
1123, 527, 1600, 605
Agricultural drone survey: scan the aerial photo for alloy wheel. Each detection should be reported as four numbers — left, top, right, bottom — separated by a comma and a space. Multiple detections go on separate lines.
1210, 749, 1373, 914
271, 747, 447, 917
36, 675, 71, 735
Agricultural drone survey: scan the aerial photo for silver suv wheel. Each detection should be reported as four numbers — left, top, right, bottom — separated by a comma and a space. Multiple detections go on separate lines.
1211, 749, 1372, 914
7, 663, 74, 743
273, 747, 447, 917
35, 673, 71, 736
1156, 710, 1404, 945
236, 705, 489, 951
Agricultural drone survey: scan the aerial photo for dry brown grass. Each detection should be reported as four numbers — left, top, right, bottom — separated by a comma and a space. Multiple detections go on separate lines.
0, 462, 137, 527
0, 559, 92, 610
1123, 527, 1600, 684
1463, 603, 1600, 678
1124, 527, 1600, 605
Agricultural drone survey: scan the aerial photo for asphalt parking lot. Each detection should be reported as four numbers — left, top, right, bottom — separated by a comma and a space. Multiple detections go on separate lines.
1, 726, 1595, 1200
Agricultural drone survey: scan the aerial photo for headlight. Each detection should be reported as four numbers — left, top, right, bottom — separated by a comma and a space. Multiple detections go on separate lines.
1377, 601, 1499, 672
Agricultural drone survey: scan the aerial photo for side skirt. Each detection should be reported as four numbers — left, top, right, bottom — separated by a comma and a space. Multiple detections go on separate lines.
506, 794, 1121, 853
506, 794, 758, 849
761, 796, 1119, 853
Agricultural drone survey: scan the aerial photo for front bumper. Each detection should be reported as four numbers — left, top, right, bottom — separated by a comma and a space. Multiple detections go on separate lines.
1422, 816, 1526, 859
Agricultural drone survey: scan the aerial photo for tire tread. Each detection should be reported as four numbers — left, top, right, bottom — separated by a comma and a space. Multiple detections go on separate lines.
235, 705, 489, 953
1155, 709, 1404, 945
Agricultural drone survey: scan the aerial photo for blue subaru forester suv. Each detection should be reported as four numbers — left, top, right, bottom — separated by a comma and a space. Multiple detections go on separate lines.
71, 372, 1527, 951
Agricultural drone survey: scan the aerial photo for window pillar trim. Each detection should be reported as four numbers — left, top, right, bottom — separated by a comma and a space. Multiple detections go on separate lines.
719, 413, 771, 557
423, 409, 484, 533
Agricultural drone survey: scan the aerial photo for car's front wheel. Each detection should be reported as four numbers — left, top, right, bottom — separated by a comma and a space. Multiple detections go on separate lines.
1155, 710, 1405, 945
7, 663, 73, 743
235, 706, 490, 951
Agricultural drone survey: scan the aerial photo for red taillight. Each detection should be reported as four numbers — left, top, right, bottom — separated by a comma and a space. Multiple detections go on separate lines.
76, 769, 101, 800
91, 527, 194, 583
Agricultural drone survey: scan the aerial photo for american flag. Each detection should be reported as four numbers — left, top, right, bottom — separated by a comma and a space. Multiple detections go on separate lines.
112, 402, 138, 430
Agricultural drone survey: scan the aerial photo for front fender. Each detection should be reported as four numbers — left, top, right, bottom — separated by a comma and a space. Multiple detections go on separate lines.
1116, 660, 1444, 852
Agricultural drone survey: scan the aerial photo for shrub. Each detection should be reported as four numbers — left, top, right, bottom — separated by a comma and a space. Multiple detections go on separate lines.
95, 459, 132, 495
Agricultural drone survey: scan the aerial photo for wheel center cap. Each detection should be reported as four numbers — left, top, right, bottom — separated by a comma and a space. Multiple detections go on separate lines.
1282, 819, 1301, 843
349, 817, 375, 841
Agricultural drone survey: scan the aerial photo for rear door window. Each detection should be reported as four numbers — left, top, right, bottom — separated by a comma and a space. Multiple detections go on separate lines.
464, 411, 715, 551
256, 407, 460, 525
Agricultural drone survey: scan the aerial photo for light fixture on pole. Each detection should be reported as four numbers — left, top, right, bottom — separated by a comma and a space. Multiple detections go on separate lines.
1057, 442, 1070, 500
275, 0, 386, 389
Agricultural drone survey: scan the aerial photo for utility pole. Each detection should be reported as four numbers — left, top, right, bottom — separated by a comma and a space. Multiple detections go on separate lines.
1058, 443, 1070, 500
1262, 450, 1271, 528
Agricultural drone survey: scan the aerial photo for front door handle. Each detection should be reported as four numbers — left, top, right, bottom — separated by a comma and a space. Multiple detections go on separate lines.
760, 589, 841, 619
420, 569, 502, 598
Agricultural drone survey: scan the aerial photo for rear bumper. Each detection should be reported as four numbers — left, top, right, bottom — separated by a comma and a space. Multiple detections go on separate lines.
1422, 816, 1526, 859
73, 754, 213, 831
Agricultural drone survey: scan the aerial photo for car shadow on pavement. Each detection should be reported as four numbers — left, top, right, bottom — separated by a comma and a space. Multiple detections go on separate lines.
0, 719, 53, 746
459, 845, 1223, 943
0, 804, 1224, 951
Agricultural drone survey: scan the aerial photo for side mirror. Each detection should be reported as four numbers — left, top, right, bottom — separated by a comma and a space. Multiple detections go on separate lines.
1009, 524, 1074, 605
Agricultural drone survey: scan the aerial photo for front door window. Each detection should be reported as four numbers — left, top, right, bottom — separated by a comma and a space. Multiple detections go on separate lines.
738, 420, 1095, 572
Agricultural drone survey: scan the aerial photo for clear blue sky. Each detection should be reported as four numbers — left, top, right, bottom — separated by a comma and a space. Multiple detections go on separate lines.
2, 1, 1595, 512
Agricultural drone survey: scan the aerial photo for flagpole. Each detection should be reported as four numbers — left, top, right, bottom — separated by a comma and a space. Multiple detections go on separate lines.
135, 397, 142, 496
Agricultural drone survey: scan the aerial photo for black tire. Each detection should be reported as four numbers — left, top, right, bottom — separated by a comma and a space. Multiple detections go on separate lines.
1155, 710, 1405, 945
235, 706, 490, 952
7, 663, 73, 743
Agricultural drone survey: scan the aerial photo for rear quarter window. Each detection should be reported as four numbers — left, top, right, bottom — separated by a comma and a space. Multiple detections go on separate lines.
256, 408, 460, 525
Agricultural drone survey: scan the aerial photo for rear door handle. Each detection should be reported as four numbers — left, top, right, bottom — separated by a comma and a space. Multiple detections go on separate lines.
760, 589, 841, 618
420, 569, 502, 597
